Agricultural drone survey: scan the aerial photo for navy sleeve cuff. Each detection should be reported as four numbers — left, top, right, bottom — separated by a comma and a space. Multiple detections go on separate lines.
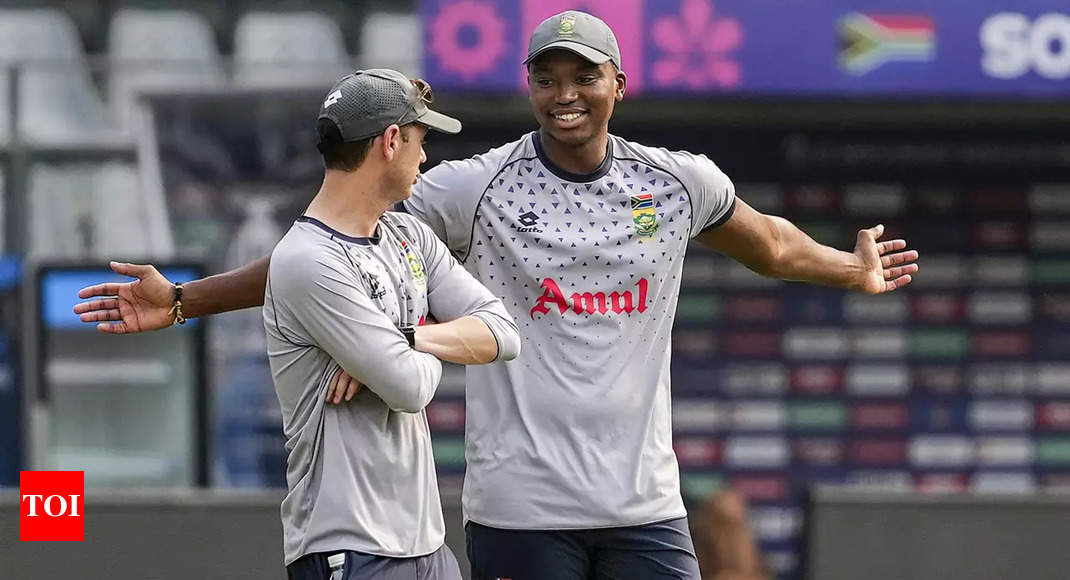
698, 197, 737, 235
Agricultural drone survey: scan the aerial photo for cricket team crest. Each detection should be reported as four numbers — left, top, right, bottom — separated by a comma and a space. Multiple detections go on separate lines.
400, 241, 427, 289
631, 193, 658, 240
558, 14, 576, 35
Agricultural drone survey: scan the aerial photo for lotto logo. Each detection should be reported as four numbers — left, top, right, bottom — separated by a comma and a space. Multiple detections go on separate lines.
20, 471, 84, 541
322, 89, 342, 109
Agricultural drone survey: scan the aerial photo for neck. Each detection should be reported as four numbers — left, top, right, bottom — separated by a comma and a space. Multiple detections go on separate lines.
538, 129, 609, 175
304, 169, 393, 238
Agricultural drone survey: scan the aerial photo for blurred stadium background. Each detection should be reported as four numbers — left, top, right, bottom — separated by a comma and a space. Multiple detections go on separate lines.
1, 0, 1070, 578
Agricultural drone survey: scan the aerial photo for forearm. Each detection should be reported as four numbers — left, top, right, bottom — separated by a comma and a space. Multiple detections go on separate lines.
414, 316, 499, 365
180, 255, 270, 318
342, 347, 443, 413
764, 216, 865, 289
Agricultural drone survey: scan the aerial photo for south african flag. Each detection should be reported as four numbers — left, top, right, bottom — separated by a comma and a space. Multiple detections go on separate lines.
838, 13, 935, 75
631, 193, 658, 239
632, 193, 654, 210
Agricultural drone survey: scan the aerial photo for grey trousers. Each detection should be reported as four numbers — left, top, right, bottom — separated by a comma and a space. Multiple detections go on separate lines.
287, 545, 462, 580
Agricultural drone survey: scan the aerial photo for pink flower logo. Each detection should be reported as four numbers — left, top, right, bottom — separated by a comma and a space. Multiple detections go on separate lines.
651, 0, 743, 89
429, 0, 508, 81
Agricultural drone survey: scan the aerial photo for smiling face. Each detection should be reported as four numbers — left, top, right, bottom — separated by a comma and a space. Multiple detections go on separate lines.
527, 50, 626, 148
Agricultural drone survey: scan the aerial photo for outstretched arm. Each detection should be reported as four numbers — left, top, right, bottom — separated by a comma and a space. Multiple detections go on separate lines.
76, 256, 370, 404
74, 256, 271, 334
696, 198, 918, 294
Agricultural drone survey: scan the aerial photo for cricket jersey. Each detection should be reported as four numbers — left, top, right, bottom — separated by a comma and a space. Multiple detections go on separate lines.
263, 211, 521, 564
405, 132, 736, 529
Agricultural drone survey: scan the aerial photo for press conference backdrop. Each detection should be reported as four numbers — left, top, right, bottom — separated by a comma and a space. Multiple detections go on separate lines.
141, 88, 1070, 579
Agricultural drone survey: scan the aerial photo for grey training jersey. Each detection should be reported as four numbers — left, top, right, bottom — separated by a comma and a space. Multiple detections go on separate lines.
264, 211, 520, 564
405, 133, 735, 530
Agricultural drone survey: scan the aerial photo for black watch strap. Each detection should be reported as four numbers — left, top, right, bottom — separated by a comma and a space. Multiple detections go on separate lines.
400, 326, 416, 348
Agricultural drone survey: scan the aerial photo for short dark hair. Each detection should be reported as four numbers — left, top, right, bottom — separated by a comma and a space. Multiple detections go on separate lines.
317, 120, 417, 172
318, 119, 374, 172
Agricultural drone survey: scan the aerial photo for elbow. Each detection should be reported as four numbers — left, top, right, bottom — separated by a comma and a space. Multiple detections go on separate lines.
751, 218, 787, 278
475, 313, 521, 363
472, 330, 502, 364
377, 356, 442, 413
752, 249, 782, 278
385, 397, 430, 414
380, 382, 435, 413
473, 346, 498, 366
468, 339, 506, 365
735, 242, 781, 279
494, 327, 521, 362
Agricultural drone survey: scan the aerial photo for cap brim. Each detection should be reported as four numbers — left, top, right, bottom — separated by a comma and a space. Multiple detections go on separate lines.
416, 109, 462, 135
524, 41, 613, 66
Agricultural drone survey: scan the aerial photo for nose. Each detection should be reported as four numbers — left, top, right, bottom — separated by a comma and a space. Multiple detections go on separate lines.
420, 146, 427, 165
555, 82, 578, 104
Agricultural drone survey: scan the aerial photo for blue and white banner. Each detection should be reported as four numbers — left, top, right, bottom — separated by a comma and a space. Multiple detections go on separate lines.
422, 0, 1070, 96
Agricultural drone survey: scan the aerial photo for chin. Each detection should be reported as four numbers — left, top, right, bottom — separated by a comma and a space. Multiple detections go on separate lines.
546, 126, 595, 147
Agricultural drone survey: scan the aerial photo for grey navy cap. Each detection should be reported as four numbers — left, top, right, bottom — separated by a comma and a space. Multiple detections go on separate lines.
317, 69, 460, 145
524, 11, 621, 69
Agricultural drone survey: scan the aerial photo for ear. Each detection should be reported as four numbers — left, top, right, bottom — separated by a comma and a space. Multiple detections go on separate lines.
615, 69, 627, 102
380, 125, 402, 161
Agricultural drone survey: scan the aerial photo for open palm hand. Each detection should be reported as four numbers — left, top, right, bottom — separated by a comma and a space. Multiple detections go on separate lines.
853, 224, 919, 294
73, 261, 176, 333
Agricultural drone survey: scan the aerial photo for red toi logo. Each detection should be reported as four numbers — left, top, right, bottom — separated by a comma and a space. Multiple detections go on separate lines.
530, 278, 648, 319
20, 471, 84, 541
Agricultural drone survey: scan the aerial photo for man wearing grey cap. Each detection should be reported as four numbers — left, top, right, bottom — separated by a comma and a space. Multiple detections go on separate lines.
77, 11, 917, 580
414, 13, 911, 579
266, 69, 520, 579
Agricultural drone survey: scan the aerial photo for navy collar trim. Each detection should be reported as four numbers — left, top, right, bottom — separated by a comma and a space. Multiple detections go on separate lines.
297, 215, 380, 245
531, 132, 613, 183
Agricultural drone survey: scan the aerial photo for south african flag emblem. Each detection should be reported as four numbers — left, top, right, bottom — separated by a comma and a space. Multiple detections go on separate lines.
631, 193, 658, 240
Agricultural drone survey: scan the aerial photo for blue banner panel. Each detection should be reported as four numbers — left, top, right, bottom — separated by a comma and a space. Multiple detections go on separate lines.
423, 0, 1070, 96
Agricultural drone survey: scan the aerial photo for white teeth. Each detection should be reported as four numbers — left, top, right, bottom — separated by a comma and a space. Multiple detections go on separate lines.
554, 112, 582, 121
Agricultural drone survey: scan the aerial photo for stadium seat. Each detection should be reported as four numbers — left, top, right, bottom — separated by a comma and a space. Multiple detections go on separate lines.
27, 162, 151, 259
233, 11, 352, 88
359, 12, 421, 77
91, 162, 152, 257
108, 8, 226, 133
0, 9, 121, 145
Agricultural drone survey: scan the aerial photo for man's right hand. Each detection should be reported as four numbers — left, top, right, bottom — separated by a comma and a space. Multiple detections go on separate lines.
325, 368, 363, 404
73, 261, 176, 334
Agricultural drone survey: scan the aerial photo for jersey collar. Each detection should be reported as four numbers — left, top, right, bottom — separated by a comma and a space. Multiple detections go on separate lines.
532, 131, 613, 183
297, 215, 381, 245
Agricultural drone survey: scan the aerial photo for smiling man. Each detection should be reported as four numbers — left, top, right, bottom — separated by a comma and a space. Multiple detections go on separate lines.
74, 10, 918, 580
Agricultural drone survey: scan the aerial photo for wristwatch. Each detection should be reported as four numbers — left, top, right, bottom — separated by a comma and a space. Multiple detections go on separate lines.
400, 326, 416, 348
